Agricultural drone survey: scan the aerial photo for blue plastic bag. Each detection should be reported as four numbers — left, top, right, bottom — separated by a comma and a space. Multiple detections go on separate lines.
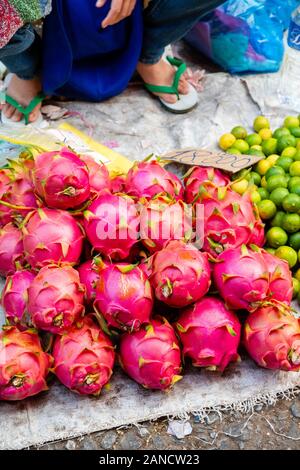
185, 0, 300, 74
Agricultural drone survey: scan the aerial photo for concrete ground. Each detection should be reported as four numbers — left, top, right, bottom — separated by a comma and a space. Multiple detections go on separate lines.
38, 395, 300, 450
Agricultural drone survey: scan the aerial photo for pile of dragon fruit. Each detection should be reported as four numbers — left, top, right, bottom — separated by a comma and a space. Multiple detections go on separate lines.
0, 148, 300, 402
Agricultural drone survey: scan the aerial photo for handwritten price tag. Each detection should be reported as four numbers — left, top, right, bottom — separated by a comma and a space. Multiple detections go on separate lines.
160, 148, 263, 173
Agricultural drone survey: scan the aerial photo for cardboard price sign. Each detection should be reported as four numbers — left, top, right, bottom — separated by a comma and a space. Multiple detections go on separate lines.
160, 148, 263, 173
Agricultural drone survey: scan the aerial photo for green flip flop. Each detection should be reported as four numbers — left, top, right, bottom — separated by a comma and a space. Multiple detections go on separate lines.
1, 89, 45, 127
144, 56, 198, 114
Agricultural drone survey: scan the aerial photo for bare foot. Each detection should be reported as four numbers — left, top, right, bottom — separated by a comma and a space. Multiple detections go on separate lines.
0, 75, 42, 123
137, 58, 189, 104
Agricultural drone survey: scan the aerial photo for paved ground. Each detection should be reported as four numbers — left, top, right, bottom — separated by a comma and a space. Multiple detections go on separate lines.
37, 395, 300, 450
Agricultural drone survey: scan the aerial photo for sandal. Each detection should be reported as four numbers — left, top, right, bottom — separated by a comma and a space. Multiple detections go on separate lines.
0, 74, 45, 128
144, 56, 198, 114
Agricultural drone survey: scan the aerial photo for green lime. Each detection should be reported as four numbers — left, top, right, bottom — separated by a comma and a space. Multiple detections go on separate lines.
282, 147, 297, 158
290, 161, 300, 176
282, 213, 300, 233
226, 147, 242, 155
255, 159, 272, 175
266, 227, 288, 247
248, 149, 265, 157
249, 171, 261, 186
289, 232, 300, 251
259, 128, 273, 140
265, 247, 276, 255
294, 268, 300, 282
231, 179, 249, 195
284, 116, 300, 129
277, 135, 297, 153
269, 187, 289, 207
288, 176, 300, 190
290, 185, 300, 197
231, 126, 248, 139
293, 150, 300, 161
232, 139, 250, 154
219, 133, 236, 150
275, 246, 298, 268
245, 133, 262, 146
257, 199, 277, 220
273, 127, 291, 139
267, 154, 279, 166
282, 193, 300, 213
290, 127, 300, 138
265, 166, 285, 179
257, 187, 269, 200
270, 211, 285, 227
232, 169, 250, 181
251, 145, 263, 151
266, 175, 288, 193
276, 156, 293, 172
261, 138, 278, 156
254, 116, 270, 132
292, 278, 300, 298
251, 191, 261, 204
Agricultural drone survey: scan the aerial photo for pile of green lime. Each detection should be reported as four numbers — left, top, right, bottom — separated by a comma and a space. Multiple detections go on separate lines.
219, 115, 300, 304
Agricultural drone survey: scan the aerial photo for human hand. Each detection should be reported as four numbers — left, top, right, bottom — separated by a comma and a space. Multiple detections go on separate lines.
96, 0, 137, 28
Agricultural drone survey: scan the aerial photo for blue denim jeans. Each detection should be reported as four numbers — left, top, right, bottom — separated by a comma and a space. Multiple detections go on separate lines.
0, 0, 224, 78
140, 0, 224, 63
0, 24, 41, 80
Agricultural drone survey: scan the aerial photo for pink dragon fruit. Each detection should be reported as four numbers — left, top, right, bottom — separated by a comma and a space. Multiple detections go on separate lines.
125, 160, 184, 200
0, 223, 25, 277
140, 194, 193, 253
0, 168, 10, 195
28, 265, 85, 334
0, 168, 13, 227
195, 187, 261, 255
4, 178, 39, 215
33, 147, 90, 209
94, 263, 153, 332
184, 166, 230, 203
176, 296, 241, 371
0, 326, 52, 400
1, 270, 35, 329
77, 258, 107, 305
213, 245, 269, 311
83, 192, 139, 260
110, 172, 126, 193
53, 315, 115, 396
262, 250, 293, 305
119, 317, 182, 390
139, 257, 153, 278
244, 305, 300, 371
79, 154, 110, 196
248, 219, 265, 247
150, 240, 211, 307
22, 208, 84, 270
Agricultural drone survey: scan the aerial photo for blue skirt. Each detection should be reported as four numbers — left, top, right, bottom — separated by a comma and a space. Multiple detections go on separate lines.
42, 0, 143, 101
